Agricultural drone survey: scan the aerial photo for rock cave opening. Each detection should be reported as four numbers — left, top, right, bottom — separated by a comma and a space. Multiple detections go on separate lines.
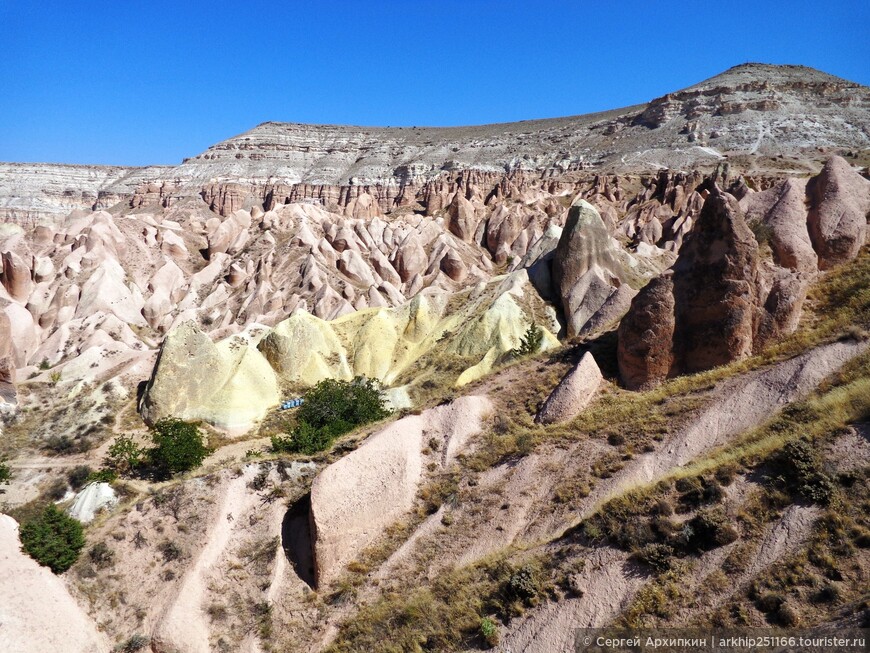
282, 492, 316, 589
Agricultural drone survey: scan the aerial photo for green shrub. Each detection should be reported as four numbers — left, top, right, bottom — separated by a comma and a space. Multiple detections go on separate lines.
749, 219, 774, 247
504, 564, 540, 604
0, 457, 11, 484
272, 376, 389, 455
19, 504, 85, 573
105, 435, 145, 475
272, 421, 337, 456
480, 616, 499, 647
87, 469, 118, 483
682, 508, 739, 552
298, 376, 389, 432
148, 419, 210, 477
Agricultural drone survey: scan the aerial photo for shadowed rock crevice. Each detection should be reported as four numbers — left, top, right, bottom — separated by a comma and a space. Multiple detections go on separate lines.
282, 493, 316, 589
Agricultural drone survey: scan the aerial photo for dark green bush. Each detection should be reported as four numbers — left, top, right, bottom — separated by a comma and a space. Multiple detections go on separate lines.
682, 507, 739, 552
0, 458, 11, 484
504, 564, 540, 603
67, 465, 92, 490
87, 469, 118, 483
148, 419, 210, 477
19, 504, 85, 573
297, 376, 389, 432
272, 376, 389, 455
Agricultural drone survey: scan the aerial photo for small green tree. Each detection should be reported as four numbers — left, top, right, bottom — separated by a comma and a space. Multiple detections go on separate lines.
511, 323, 544, 358
105, 435, 145, 475
148, 418, 210, 477
0, 457, 11, 484
19, 504, 85, 573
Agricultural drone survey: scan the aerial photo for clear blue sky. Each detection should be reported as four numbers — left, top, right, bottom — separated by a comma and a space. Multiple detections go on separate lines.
1, 0, 868, 166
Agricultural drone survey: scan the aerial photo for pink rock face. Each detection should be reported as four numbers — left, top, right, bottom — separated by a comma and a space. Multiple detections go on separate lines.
392, 233, 427, 282
1, 249, 33, 302
344, 192, 383, 219
806, 156, 870, 269
617, 274, 676, 390
309, 396, 491, 587
0, 308, 15, 403
440, 248, 468, 282
447, 192, 480, 242
672, 189, 760, 373
742, 177, 817, 273
535, 352, 602, 424
618, 189, 762, 389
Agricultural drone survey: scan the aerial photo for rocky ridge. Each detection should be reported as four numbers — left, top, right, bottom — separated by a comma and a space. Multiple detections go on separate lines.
3, 64, 868, 224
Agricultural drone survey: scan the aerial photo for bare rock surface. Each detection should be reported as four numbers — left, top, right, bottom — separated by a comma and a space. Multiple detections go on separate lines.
553, 200, 640, 337
0, 515, 110, 653
618, 181, 850, 389
806, 155, 870, 269
535, 351, 602, 424
141, 271, 557, 431
138, 321, 280, 434
309, 396, 492, 586
66, 482, 118, 524
3, 65, 867, 225
0, 305, 16, 410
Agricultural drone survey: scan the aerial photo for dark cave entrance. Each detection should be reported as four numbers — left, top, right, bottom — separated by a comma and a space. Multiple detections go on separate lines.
281, 493, 316, 589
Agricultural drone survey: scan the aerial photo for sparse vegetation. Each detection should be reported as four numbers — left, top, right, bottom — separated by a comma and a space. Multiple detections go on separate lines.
116, 634, 149, 652
327, 553, 550, 652
88, 541, 115, 569
19, 504, 85, 573
157, 540, 183, 563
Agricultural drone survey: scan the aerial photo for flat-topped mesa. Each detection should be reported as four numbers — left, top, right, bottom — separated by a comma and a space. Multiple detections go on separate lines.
0, 162, 169, 224
4, 64, 869, 222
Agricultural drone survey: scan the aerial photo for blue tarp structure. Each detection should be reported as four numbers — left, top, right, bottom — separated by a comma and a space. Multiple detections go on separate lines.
279, 398, 305, 411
